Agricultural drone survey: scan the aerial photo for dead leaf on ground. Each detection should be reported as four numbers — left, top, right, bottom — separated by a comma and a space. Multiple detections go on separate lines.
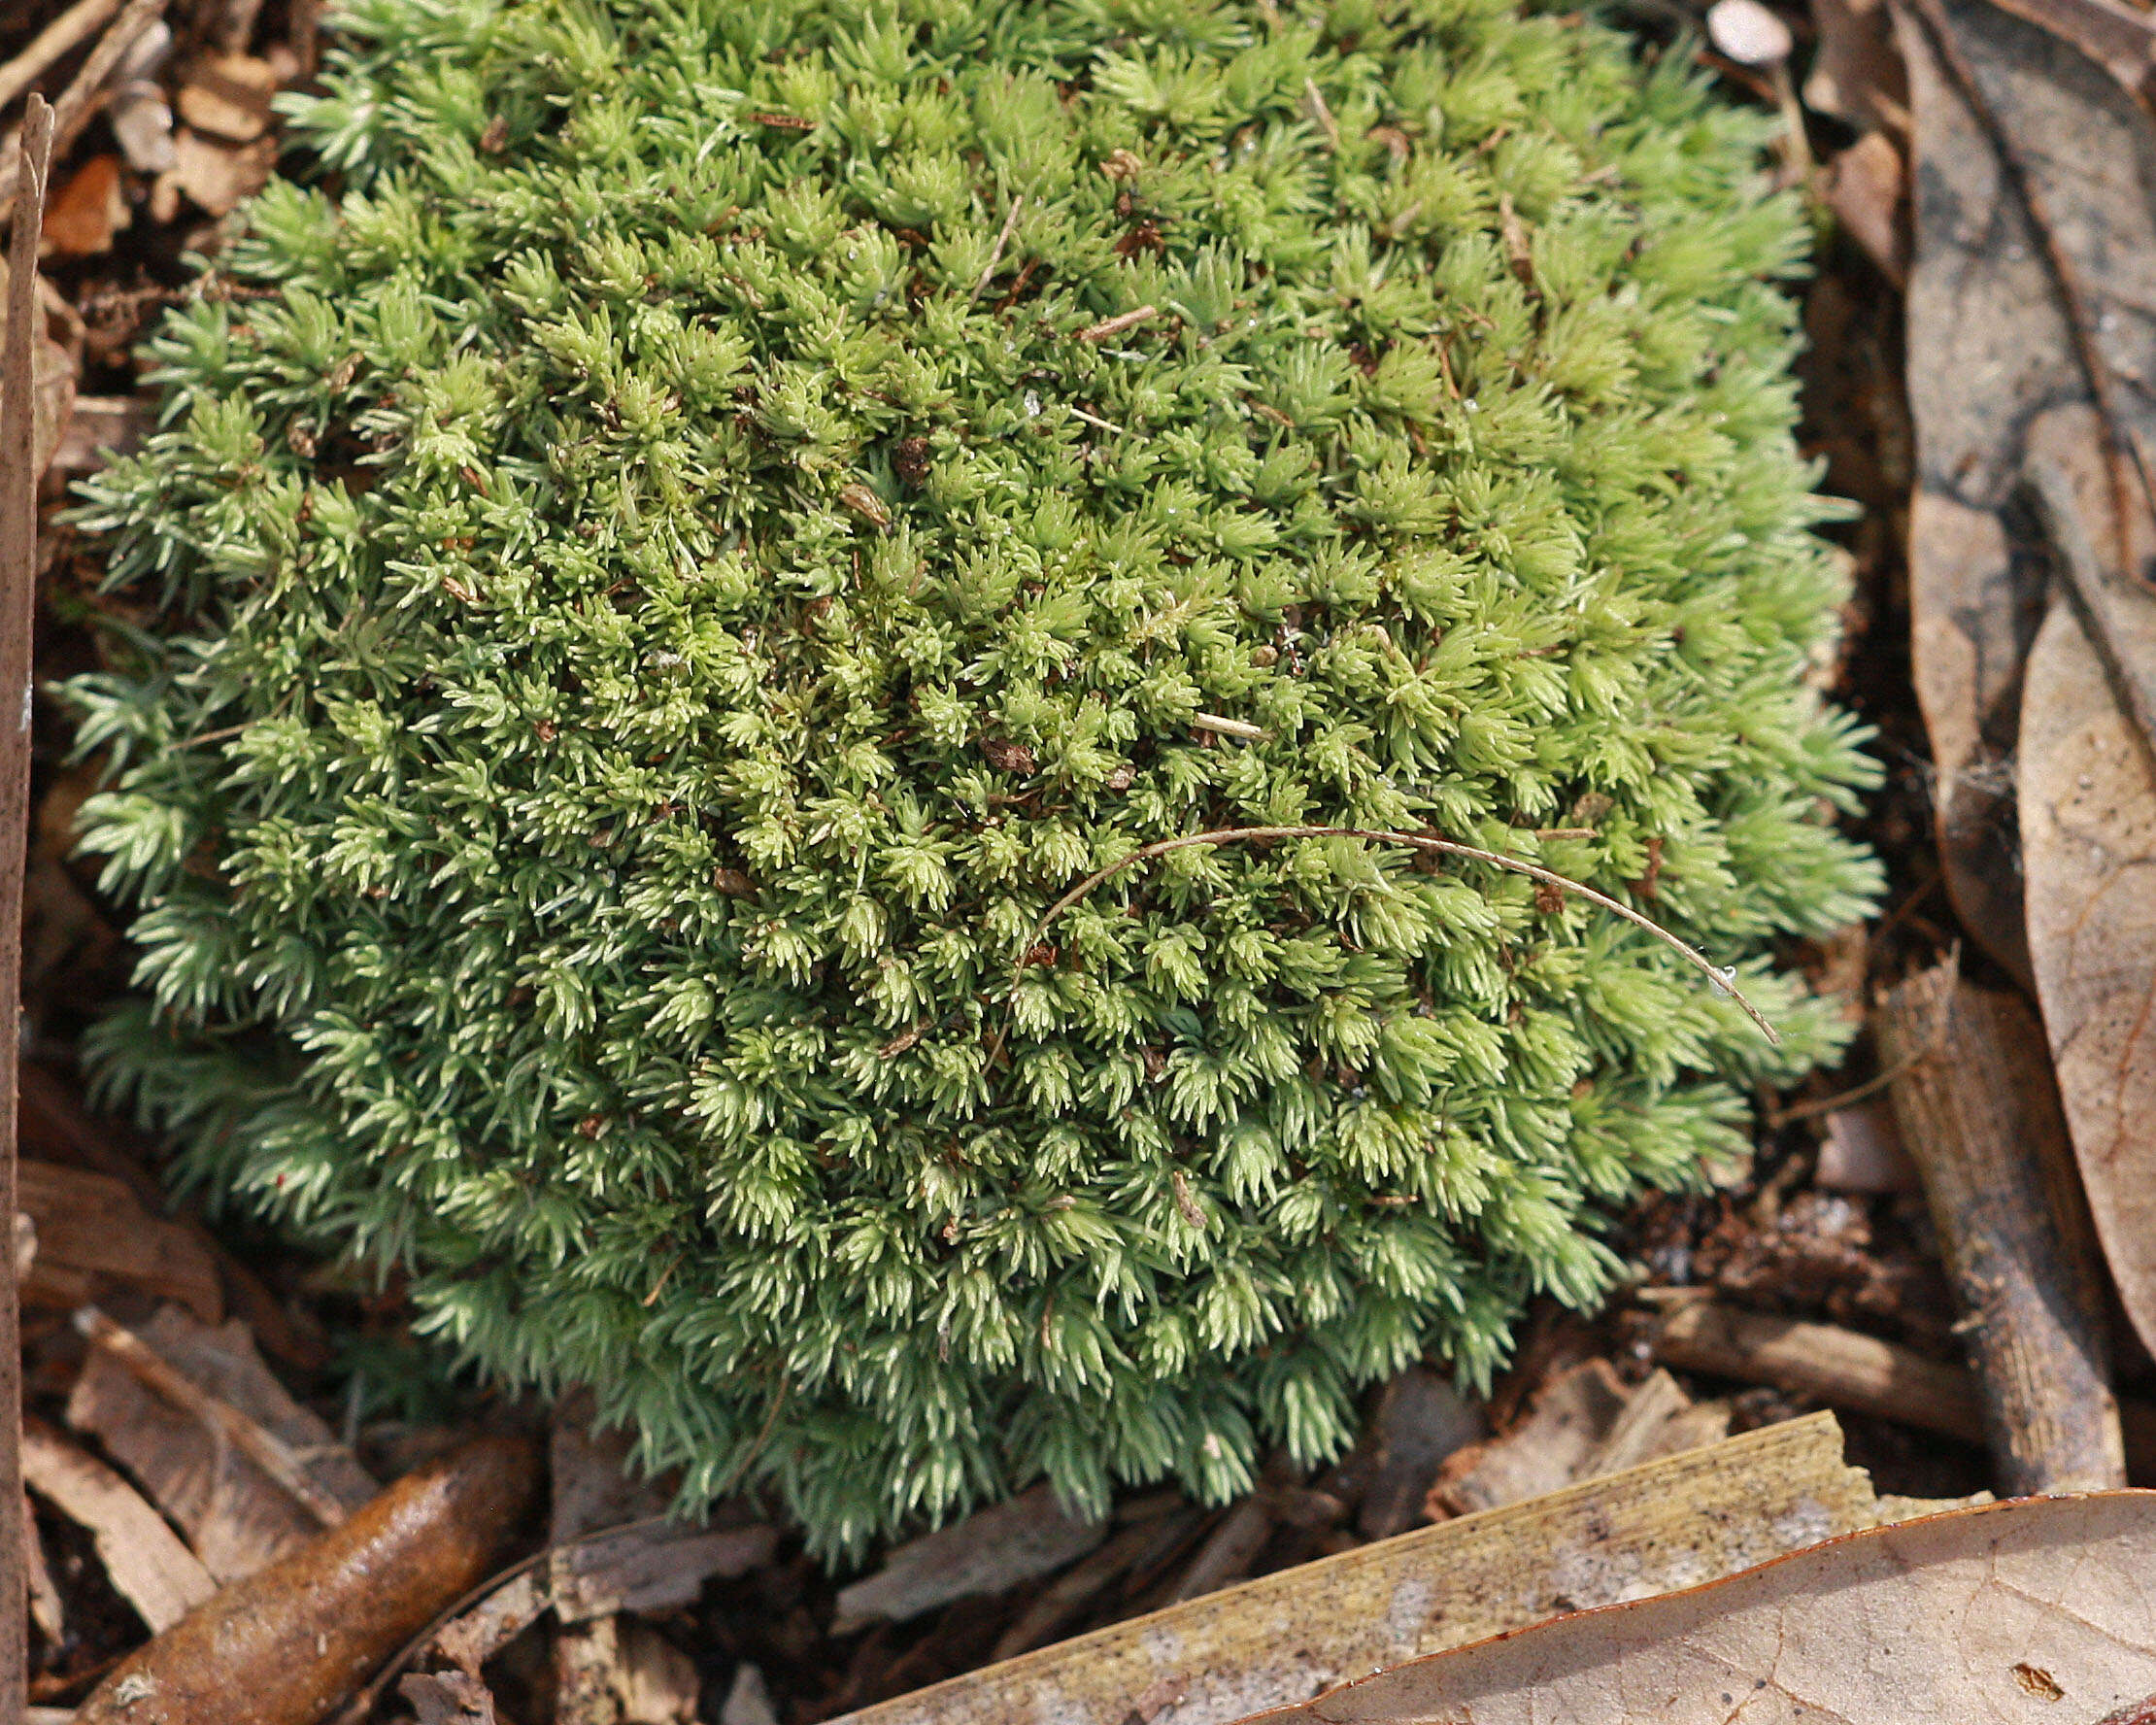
1901, 0, 2156, 1357
159, 126, 276, 219
67, 1302, 377, 1581
1231, 1492, 2156, 1725
21, 1417, 216, 1633
827, 1416, 1927, 1725
1822, 129, 1907, 285
42, 152, 128, 256
2020, 597, 2156, 1358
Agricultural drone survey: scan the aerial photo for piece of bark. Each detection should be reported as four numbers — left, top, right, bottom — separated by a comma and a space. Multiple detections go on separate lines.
547, 1395, 774, 1622
1878, 961, 2126, 1493
17, 1161, 221, 1321
75, 1436, 537, 1725
23, 1493, 64, 1643
992, 1510, 1203, 1661
175, 51, 277, 141
1429, 1359, 1631, 1518
1171, 1498, 1274, 1605
554, 1519, 778, 1623
0, 255, 74, 483
1355, 1368, 1483, 1541
1653, 1299, 1980, 1437
822, 1415, 1937, 1725
1580, 1370, 1730, 1479
400, 1669, 498, 1725
68, 1304, 376, 1580
556, 1614, 700, 1725
831, 1481, 1108, 1634
430, 1570, 547, 1677
20, 1418, 215, 1633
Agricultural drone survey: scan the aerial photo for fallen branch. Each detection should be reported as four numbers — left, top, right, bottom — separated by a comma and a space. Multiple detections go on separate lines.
1879, 961, 2126, 1493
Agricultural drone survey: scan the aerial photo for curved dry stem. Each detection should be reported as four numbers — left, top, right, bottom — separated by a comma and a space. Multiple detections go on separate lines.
1018, 824, 1778, 1044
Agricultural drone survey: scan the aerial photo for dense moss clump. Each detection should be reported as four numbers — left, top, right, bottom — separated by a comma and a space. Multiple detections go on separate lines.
70, 0, 1878, 1551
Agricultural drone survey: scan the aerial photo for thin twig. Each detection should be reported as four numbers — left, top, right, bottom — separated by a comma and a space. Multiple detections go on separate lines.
0, 0, 128, 115
0, 91, 54, 1725
75, 1305, 351, 1527
1020, 824, 1779, 1042
1078, 304, 1158, 343
968, 193, 1023, 303
0, 0, 166, 224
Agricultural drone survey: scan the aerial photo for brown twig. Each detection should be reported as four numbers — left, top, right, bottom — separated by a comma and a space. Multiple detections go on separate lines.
0, 90, 54, 1725
0, 0, 166, 224
1022, 824, 1779, 1041
75, 1304, 352, 1527
0, 0, 129, 114
968, 194, 1023, 303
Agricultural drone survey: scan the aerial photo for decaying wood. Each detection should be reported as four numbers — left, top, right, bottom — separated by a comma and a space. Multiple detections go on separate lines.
21, 1416, 215, 1632
0, 91, 54, 1725
76, 1436, 537, 1725
825, 1416, 1932, 1725
17, 1160, 222, 1320
1878, 960, 2126, 1493
1651, 1300, 1982, 1438
74, 1304, 355, 1532
832, 1480, 1108, 1634
1230, 1493, 2156, 1725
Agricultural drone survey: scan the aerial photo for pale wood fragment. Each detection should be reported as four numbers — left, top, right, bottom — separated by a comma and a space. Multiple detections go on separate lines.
825, 1415, 1917, 1725
21, 1418, 215, 1632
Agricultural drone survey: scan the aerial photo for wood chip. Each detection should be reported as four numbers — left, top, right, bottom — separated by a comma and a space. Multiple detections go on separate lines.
175, 51, 277, 142
831, 1481, 1109, 1634
24, 1491, 65, 1642
722, 1663, 780, 1725
1815, 1101, 1919, 1194
21, 1417, 216, 1632
428, 1571, 546, 1677
162, 125, 275, 217
556, 1614, 700, 1725
552, 1520, 779, 1623
18, 1160, 221, 1320
1430, 1359, 1631, 1517
67, 1303, 376, 1581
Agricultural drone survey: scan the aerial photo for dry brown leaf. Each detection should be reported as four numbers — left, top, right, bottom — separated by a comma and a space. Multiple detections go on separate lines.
2020, 598, 2156, 1352
20, 1417, 216, 1633
17, 1161, 221, 1320
832, 1480, 1109, 1633
1902, 0, 2156, 1356
162, 125, 276, 218
1429, 1359, 1629, 1517
67, 1303, 377, 1581
1231, 1493, 2156, 1725
42, 152, 129, 256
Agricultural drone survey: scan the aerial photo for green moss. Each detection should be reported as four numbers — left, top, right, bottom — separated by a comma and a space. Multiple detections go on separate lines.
68, 0, 1878, 1553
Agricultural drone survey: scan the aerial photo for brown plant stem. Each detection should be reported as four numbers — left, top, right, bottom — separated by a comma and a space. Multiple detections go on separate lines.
0, 89, 54, 1725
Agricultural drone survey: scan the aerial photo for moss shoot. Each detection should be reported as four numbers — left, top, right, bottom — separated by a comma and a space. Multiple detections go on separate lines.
69, 0, 1879, 1552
